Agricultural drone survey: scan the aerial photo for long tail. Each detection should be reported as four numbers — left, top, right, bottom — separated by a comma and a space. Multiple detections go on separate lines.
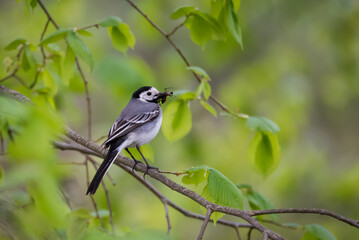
86, 146, 121, 195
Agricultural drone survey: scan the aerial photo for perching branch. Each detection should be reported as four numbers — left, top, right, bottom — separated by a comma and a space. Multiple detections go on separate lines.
2, 85, 359, 239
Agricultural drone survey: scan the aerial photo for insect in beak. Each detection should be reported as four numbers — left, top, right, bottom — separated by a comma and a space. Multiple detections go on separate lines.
159, 88, 173, 104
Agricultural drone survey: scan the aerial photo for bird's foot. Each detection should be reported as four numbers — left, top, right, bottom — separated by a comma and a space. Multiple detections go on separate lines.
143, 165, 159, 179
131, 160, 143, 173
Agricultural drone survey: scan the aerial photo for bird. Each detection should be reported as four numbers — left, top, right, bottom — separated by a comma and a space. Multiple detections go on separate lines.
86, 86, 171, 195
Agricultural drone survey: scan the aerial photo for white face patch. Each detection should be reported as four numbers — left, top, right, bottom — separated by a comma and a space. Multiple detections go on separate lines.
138, 87, 160, 102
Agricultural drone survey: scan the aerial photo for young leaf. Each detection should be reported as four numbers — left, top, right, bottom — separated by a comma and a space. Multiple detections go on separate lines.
162, 100, 192, 142
107, 24, 135, 53
108, 26, 127, 52
187, 14, 213, 46
187, 66, 210, 80
67, 31, 94, 70
219, 1, 243, 48
202, 168, 244, 223
99, 16, 123, 27
182, 166, 209, 187
302, 224, 336, 240
77, 29, 93, 37
179, 91, 197, 100
39, 28, 71, 46
170, 6, 196, 20
21, 46, 36, 71
62, 46, 76, 86
203, 81, 211, 100
4, 38, 26, 51
200, 100, 217, 117
42, 69, 57, 96
246, 116, 280, 134
248, 132, 281, 178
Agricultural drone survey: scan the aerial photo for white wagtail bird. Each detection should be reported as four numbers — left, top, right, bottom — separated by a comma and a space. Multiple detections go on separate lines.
86, 86, 172, 195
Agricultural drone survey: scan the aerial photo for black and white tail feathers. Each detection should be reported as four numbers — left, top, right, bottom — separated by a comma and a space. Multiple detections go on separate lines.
86, 141, 122, 195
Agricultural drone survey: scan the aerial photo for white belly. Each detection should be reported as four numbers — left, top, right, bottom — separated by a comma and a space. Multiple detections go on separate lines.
126, 112, 162, 148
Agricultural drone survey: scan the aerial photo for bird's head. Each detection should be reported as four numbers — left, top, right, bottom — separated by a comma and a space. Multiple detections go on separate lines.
132, 86, 172, 104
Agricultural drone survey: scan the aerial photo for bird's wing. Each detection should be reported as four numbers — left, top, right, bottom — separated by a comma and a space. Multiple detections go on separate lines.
103, 108, 161, 146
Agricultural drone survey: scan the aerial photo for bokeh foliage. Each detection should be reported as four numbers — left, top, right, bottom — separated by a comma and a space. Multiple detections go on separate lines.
0, 0, 358, 239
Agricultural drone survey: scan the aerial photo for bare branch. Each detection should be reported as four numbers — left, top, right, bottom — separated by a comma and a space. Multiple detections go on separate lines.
249, 208, 359, 228
235, 227, 242, 240
167, 19, 187, 37
248, 228, 254, 240
163, 201, 171, 235
197, 208, 213, 240
263, 231, 269, 240
77, 24, 99, 31
54, 141, 101, 157
37, 0, 59, 29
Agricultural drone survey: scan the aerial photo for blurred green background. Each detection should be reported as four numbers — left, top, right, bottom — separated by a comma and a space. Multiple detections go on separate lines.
0, 0, 359, 239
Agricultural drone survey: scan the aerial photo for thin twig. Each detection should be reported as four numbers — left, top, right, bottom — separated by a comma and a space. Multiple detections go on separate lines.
249, 208, 359, 228
37, 0, 59, 29
163, 201, 171, 235
197, 208, 213, 240
167, 19, 187, 37
158, 170, 187, 176
248, 228, 254, 240
75, 59, 92, 139
77, 24, 99, 31
235, 227, 242, 240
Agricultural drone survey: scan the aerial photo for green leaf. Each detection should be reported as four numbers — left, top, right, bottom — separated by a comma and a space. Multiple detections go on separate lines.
77, 29, 93, 37
232, 0, 241, 12
108, 24, 135, 53
62, 45, 76, 86
182, 166, 209, 187
246, 116, 280, 134
203, 81, 211, 100
248, 132, 281, 178
162, 100, 192, 142
30, 0, 37, 8
200, 100, 217, 117
179, 91, 197, 100
221, 2, 243, 48
21, 46, 36, 71
41, 69, 57, 96
67, 31, 94, 70
202, 167, 244, 223
237, 184, 277, 220
99, 16, 123, 27
4, 38, 26, 51
170, 6, 196, 20
302, 224, 336, 240
39, 28, 71, 46
187, 66, 210, 80
187, 14, 214, 46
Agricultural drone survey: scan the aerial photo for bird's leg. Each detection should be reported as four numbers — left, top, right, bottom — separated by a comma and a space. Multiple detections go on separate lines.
125, 148, 142, 173
136, 145, 158, 178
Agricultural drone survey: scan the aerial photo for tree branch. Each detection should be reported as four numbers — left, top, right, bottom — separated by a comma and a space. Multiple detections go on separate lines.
249, 208, 359, 228
197, 208, 212, 240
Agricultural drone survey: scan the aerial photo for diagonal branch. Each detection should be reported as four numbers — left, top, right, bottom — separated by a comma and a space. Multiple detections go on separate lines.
3, 85, 359, 238
249, 208, 359, 228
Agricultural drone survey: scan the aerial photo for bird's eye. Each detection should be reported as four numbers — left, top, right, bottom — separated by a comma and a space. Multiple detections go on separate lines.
147, 92, 152, 96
